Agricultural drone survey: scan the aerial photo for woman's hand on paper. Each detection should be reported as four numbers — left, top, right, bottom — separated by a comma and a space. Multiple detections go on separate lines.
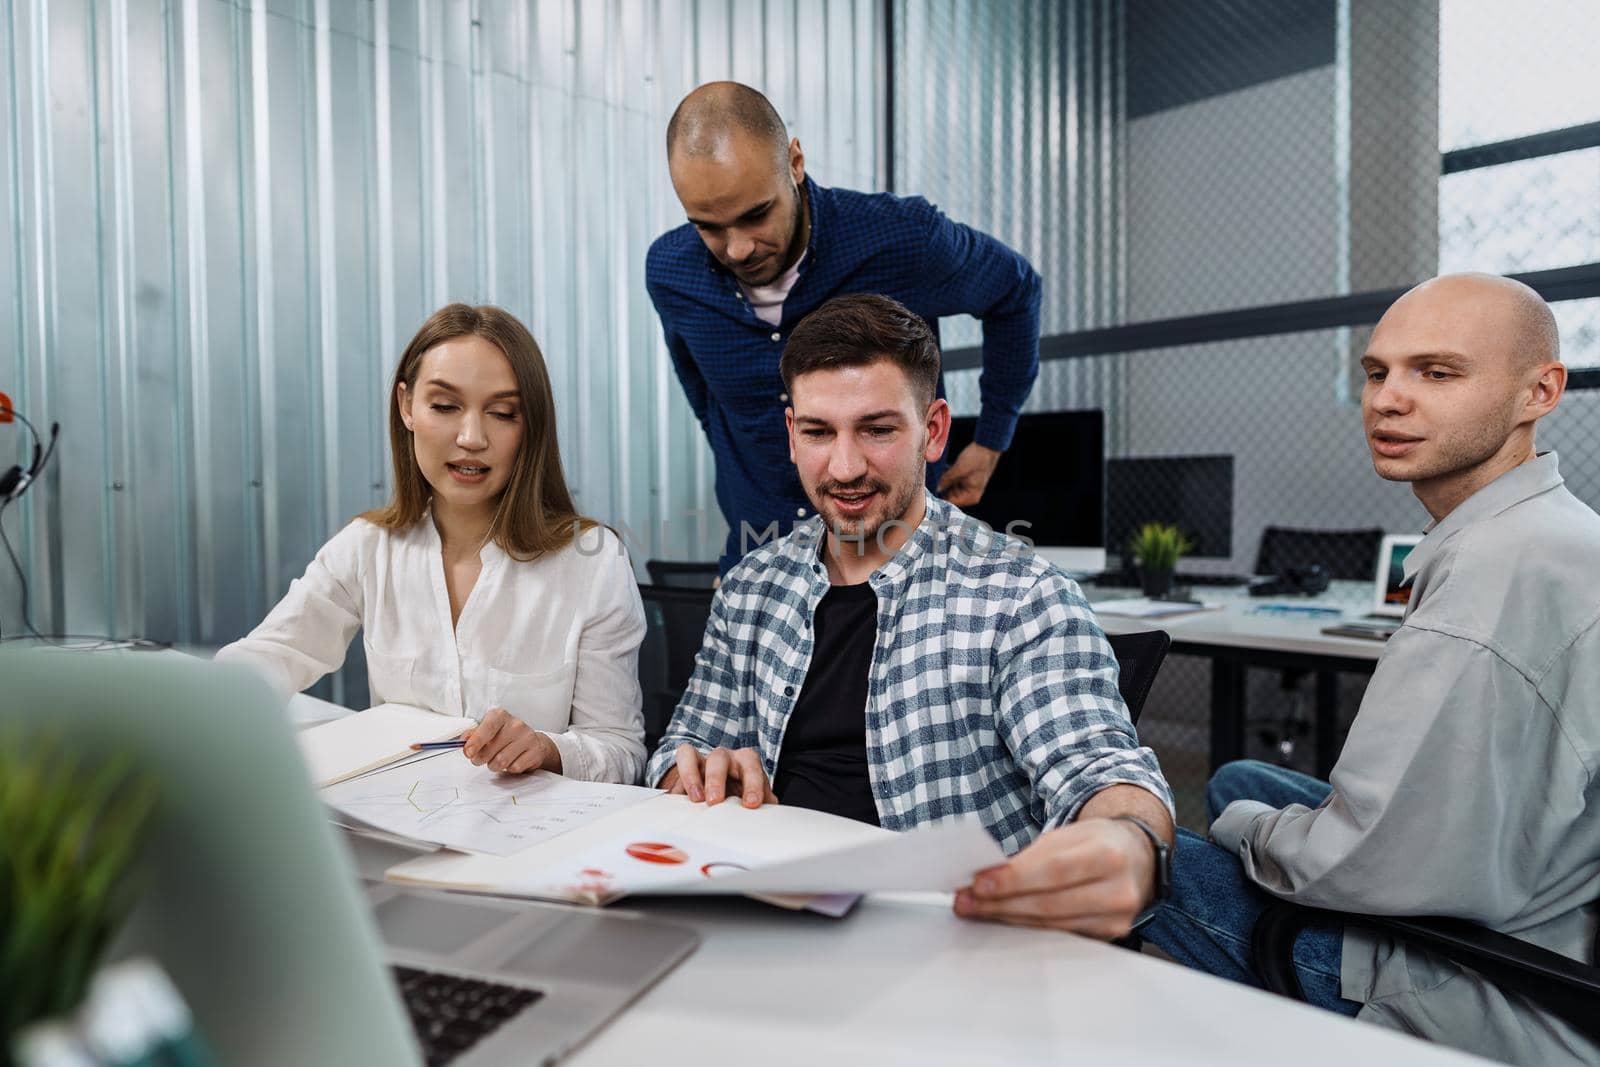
462, 707, 562, 775
657, 744, 778, 808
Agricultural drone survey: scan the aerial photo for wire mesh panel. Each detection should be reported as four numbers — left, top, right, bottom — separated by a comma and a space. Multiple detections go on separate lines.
907, 0, 1600, 826
0, 0, 883, 693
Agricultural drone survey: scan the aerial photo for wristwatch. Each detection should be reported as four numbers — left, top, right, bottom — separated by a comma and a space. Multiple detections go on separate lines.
1112, 815, 1172, 929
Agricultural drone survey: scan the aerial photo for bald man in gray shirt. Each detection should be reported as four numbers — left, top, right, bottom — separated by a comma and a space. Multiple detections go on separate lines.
1141, 273, 1600, 1066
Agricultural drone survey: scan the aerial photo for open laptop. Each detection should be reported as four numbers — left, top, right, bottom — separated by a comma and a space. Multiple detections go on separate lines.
1321, 533, 1422, 640
1370, 533, 1423, 618
1, 647, 698, 1066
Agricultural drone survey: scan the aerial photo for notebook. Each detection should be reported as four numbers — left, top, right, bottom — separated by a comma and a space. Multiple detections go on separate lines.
297, 703, 478, 788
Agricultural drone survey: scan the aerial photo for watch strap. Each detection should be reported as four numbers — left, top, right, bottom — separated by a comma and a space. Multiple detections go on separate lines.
1111, 814, 1172, 912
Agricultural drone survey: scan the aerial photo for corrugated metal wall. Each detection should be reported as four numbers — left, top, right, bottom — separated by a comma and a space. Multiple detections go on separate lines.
893, 0, 1126, 439
0, 0, 883, 676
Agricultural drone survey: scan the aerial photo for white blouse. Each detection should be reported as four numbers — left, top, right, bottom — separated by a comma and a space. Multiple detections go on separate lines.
216, 516, 647, 784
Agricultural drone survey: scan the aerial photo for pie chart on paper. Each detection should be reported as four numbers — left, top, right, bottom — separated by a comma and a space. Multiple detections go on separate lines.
625, 841, 688, 865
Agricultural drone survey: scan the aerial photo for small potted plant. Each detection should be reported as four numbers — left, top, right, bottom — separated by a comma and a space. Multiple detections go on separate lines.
1128, 522, 1192, 600
2, 734, 158, 1065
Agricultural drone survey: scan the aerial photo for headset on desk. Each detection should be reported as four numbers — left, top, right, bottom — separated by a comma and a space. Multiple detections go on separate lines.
0, 390, 57, 505
0, 391, 57, 640
0, 392, 163, 649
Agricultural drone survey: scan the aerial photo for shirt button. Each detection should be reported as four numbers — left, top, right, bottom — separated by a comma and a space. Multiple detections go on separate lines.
812, 563, 822, 574
770, 331, 781, 342
784, 685, 795, 697
796, 507, 807, 517
779, 392, 789, 402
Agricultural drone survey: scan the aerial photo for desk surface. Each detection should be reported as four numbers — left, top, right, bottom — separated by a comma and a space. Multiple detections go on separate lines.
551, 894, 1486, 1066
343, 838, 1486, 1067
1084, 579, 1387, 663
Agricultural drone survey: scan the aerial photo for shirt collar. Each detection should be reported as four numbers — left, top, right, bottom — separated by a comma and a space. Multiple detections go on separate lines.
1403, 451, 1563, 582
784, 487, 946, 595
416, 504, 505, 563
870, 491, 947, 591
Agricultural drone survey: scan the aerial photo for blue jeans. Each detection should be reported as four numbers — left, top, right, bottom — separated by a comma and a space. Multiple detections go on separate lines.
1139, 760, 1362, 1016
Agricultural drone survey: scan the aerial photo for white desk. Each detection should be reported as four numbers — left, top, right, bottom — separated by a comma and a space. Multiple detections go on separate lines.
1087, 579, 1385, 661
588, 897, 1498, 1067
341, 838, 1488, 1067
1086, 580, 1387, 776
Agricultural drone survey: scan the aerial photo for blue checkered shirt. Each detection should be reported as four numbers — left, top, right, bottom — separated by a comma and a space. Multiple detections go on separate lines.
644, 495, 1173, 854
645, 177, 1042, 570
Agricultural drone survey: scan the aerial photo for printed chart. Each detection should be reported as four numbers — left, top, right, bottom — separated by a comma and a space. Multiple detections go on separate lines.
322, 754, 655, 856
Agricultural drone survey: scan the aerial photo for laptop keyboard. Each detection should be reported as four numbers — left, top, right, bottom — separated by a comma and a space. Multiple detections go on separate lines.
392, 965, 545, 1066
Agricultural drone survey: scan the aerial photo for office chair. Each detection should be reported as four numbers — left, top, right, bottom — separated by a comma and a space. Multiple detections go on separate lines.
1105, 629, 1171, 726
1250, 526, 1386, 771
1252, 900, 1600, 1045
645, 560, 720, 589
636, 583, 715, 753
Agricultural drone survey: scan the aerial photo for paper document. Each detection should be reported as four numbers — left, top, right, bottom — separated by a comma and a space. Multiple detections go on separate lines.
386, 798, 1005, 907
322, 756, 657, 856
684, 818, 1004, 894
1092, 597, 1222, 619
296, 703, 477, 788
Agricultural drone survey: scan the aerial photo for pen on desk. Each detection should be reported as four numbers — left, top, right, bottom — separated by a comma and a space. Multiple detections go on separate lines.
409, 739, 469, 751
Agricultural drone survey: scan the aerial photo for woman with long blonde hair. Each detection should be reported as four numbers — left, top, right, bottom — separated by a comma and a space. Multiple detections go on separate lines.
218, 304, 645, 783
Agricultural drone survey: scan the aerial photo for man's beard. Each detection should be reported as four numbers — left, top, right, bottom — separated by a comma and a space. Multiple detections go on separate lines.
732, 182, 805, 285
1372, 410, 1516, 484
812, 473, 923, 547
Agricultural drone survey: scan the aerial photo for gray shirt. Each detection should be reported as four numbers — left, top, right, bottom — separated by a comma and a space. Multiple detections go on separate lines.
1212, 452, 1600, 1066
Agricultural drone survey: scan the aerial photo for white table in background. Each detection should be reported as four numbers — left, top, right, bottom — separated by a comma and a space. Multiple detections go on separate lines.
1086, 579, 1386, 776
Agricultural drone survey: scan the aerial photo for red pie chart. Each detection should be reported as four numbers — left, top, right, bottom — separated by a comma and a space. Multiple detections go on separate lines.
625, 841, 688, 865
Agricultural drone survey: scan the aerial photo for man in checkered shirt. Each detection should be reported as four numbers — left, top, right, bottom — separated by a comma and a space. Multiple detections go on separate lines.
645, 293, 1176, 940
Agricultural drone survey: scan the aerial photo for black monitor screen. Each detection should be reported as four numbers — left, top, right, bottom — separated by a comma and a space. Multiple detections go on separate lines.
943, 410, 1104, 548
1105, 454, 1234, 559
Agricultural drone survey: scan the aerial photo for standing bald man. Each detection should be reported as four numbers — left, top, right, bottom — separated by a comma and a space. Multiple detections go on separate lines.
646, 82, 1041, 570
1129, 274, 1600, 1064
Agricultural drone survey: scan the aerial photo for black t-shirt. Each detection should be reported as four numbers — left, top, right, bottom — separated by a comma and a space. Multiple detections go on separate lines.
773, 580, 881, 826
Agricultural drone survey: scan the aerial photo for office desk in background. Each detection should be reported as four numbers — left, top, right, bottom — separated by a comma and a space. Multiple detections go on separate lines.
1085, 580, 1384, 777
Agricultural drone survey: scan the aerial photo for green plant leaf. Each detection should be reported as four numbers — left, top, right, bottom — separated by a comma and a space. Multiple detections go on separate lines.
0, 731, 158, 1047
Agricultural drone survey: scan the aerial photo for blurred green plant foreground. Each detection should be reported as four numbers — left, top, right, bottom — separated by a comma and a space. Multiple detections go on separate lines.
0, 733, 157, 1059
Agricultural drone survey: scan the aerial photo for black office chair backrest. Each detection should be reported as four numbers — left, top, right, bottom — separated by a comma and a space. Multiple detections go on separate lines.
645, 559, 720, 589
1253, 526, 1385, 582
636, 583, 716, 753
1104, 629, 1171, 725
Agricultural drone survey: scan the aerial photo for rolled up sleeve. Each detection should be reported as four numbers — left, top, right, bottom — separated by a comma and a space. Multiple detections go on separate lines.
1218, 626, 1556, 923
994, 572, 1174, 832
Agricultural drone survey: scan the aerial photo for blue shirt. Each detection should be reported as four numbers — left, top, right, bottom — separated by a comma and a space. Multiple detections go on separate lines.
645, 177, 1042, 570
643, 492, 1174, 855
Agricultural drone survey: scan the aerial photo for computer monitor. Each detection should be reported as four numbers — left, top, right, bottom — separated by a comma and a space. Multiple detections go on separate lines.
943, 410, 1105, 573
1105, 454, 1234, 562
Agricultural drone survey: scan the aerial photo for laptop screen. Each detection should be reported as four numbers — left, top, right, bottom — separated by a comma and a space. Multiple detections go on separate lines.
1372, 534, 1422, 617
